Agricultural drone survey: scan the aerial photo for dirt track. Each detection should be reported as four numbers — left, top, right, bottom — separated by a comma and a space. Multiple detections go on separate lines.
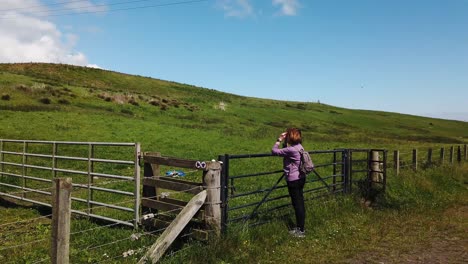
346, 206, 467, 264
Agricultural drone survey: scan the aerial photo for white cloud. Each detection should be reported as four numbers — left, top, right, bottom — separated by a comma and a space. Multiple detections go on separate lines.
86, 64, 101, 69
272, 0, 300, 16
217, 0, 254, 18
0, 1, 101, 67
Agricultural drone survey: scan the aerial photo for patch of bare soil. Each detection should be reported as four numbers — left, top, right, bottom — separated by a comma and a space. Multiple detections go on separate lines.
346, 206, 468, 264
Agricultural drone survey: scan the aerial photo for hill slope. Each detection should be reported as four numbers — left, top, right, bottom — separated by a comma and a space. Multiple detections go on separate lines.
0, 63, 466, 157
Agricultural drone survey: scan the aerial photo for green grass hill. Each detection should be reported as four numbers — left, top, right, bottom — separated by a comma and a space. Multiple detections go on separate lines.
0, 62, 467, 157
0, 63, 467, 263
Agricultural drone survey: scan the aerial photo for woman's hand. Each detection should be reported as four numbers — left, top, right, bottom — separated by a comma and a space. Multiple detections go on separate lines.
277, 132, 287, 142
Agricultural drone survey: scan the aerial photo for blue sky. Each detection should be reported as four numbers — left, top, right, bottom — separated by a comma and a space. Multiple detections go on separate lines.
1, 0, 467, 121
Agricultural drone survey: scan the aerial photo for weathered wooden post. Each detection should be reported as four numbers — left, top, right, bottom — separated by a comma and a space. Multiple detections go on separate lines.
369, 150, 382, 192
450, 146, 454, 164
394, 150, 400, 175
142, 152, 161, 213
427, 148, 433, 167
464, 144, 467, 161
412, 149, 418, 171
440, 147, 445, 164
51, 178, 72, 264
457, 146, 461, 163
203, 161, 222, 235
139, 190, 207, 264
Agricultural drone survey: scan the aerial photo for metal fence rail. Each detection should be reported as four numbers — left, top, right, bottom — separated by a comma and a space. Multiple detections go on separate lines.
0, 139, 141, 227
219, 149, 349, 227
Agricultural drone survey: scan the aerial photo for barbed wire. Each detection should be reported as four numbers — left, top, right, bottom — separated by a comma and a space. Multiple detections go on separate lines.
0, 213, 52, 229
95, 245, 149, 263
32, 256, 50, 264
0, 185, 53, 196
0, 237, 47, 251
68, 184, 201, 237
70, 204, 183, 239
84, 225, 168, 252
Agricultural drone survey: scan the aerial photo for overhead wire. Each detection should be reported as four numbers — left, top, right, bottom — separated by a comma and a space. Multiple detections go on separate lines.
0, 0, 93, 12
0, 0, 157, 16
0, 0, 209, 20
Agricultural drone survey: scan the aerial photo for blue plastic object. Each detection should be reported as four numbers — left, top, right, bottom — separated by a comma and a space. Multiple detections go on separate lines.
165, 170, 186, 177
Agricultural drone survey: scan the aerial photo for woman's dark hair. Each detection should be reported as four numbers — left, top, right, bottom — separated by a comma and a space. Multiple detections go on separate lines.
286, 128, 302, 145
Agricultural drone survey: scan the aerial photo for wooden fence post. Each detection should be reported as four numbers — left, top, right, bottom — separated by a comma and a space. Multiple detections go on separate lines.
203, 161, 222, 235
464, 144, 467, 161
440, 147, 445, 164
427, 148, 433, 167
412, 149, 418, 171
450, 146, 454, 164
370, 151, 381, 188
143, 152, 161, 213
457, 146, 461, 163
51, 178, 72, 264
139, 191, 207, 264
394, 150, 400, 175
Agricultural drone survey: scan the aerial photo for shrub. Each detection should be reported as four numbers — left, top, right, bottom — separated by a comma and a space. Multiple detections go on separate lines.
149, 100, 160, 106
15, 84, 31, 92
121, 109, 133, 115
39, 98, 51, 104
129, 99, 139, 106
1, 94, 10, 100
58, 99, 70, 105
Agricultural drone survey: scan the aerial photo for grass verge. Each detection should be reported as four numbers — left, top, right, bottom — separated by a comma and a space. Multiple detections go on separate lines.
159, 164, 467, 264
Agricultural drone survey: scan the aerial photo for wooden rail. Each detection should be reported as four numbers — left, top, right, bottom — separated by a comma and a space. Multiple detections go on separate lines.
142, 152, 222, 241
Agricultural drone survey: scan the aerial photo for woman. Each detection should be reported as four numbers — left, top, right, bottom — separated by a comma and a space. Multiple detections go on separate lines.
272, 128, 306, 238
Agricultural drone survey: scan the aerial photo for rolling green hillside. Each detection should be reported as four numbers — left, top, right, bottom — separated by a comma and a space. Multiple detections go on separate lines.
0, 63, 467, 263
0, 63, 467, 158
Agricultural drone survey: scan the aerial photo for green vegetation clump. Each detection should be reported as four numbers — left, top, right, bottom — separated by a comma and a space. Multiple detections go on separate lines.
58, 99, 70, 105
1, 93, 10, 100
38, 97, 51, 104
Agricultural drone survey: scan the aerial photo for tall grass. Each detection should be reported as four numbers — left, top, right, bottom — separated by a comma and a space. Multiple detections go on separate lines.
0, 63, 467, 263
159, 164, 467, 263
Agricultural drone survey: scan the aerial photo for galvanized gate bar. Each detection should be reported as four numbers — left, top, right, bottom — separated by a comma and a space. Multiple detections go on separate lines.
0, 139, 141, 228
222, 149, 347, 226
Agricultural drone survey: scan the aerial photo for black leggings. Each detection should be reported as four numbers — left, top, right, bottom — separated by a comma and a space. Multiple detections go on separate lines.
287, 178, 306, 232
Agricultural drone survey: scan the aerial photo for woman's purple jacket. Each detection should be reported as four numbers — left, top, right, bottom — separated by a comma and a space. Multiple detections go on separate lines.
272, 142, 303, 182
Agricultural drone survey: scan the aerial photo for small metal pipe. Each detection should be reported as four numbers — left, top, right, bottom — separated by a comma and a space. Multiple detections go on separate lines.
1, 172, 52, 183
134, 143, 141, 228
229, 170, 283, 180
22, 141, 27, 199
0, 139, 136, 146
0, 140, 4, 183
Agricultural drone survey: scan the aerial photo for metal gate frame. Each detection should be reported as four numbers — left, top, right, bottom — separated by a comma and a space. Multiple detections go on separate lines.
218, 149, 350, 231
0, 139, 141, 227
219, 148, 387, 231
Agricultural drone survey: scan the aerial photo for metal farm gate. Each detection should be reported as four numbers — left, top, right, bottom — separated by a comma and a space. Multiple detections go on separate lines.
218, 148, 387, 229
0, 139, 141, 227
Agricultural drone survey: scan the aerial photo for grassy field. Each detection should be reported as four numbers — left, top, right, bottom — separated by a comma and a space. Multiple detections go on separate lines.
0, 63, 467, 263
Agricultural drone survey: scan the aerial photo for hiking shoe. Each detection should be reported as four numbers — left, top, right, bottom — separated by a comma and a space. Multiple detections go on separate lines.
289, 228, 306, 238
288, 228, 299, 235
293, 230, 305, 238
